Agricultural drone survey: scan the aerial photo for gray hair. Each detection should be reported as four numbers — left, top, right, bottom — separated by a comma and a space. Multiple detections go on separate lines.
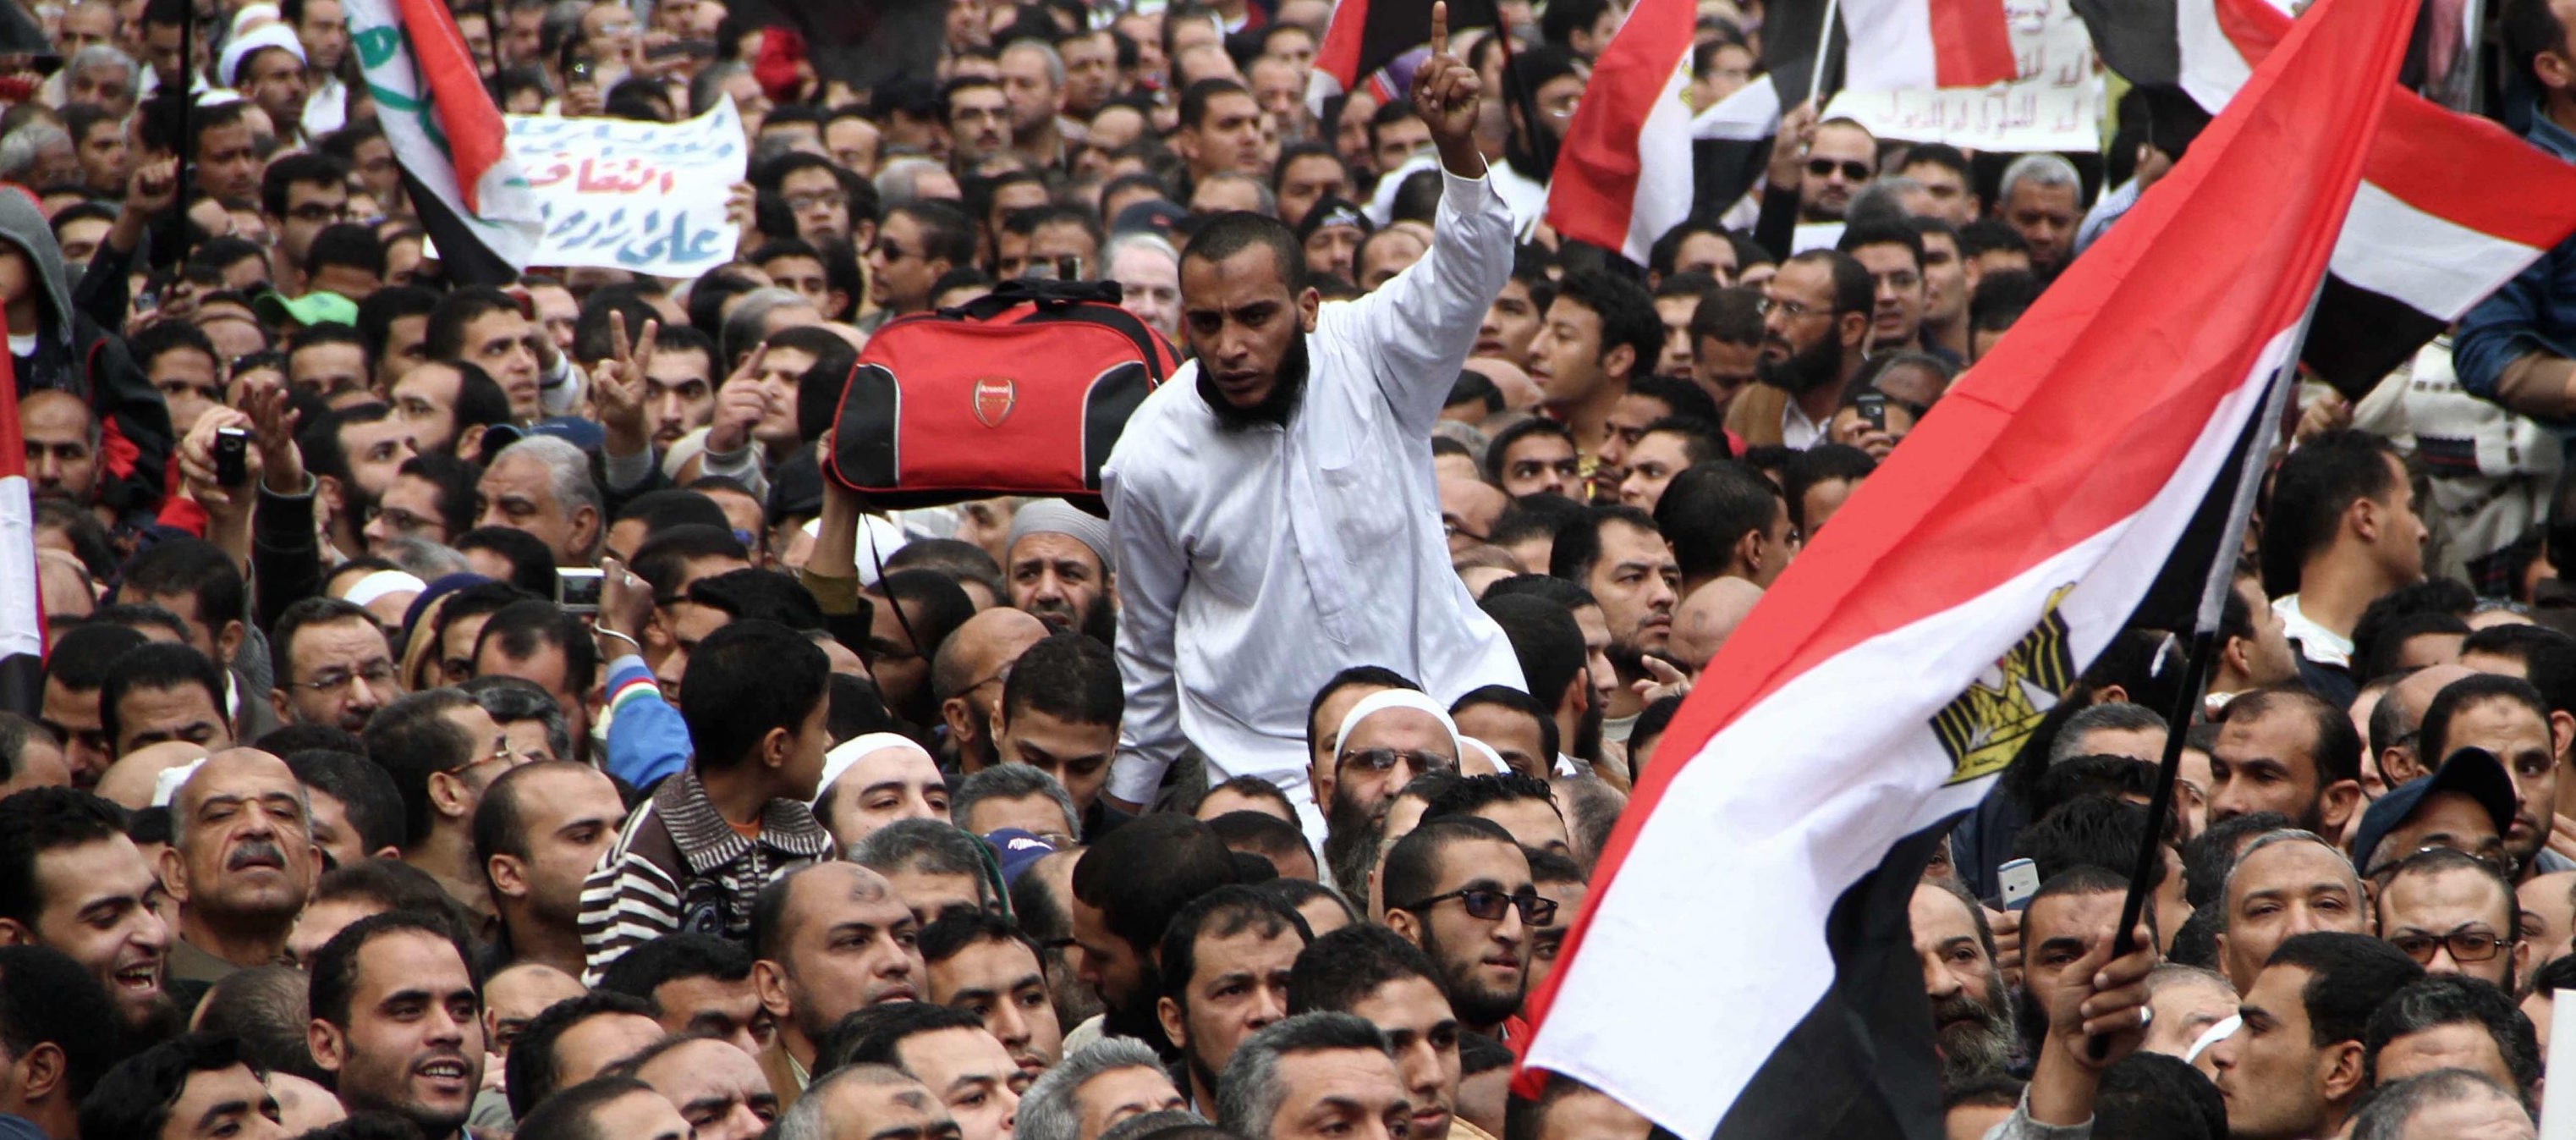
490, 435, 602, 551
853, 818, 991, 884
1844, 176, 1925, 226
721, 286, 808, 367
2351, 1069, 2528, 1140
1998, 153, 2081, 202
1100, 1110, 1210, 1140
458, 674, 574, 761
777, 1063, 930, 1140
377, 536, 471, 581
65, 44, 136, 94
1002, 38, 1065, 89
1101, 230, 1179, 271
875, 157, 948, 207
2047, 702, 2168, 765
1431, 419, 1489, 459
1194, 170, 1277, 215
1019, 1038, 1167, 1140
951, 764, 1079, 839
2217, 829, 2354, 930
1215, 1012, 1393, 1140
0, 124, 69, 183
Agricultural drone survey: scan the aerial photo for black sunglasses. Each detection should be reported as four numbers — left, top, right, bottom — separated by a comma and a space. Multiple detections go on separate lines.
1396, 887, 1558, 926
1806, 157, 1871, 181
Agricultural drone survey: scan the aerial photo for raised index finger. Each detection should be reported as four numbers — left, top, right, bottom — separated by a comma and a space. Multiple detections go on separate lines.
1431, 1, 1448, 58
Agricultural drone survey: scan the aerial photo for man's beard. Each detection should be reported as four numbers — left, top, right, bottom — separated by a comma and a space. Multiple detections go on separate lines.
1079, 592, 1118, 645
1045, 948, 1105, 1027
1202, 331, 1311, 433
1420, 922, 1524, 1029
1571, 702, 1603, 763
1935, 970, 2017, 1088
1322, 786, 1382, 897
2013, 980, 2052, 1061
1755, 331, 1844, 395
1101, 963, 1171, 1056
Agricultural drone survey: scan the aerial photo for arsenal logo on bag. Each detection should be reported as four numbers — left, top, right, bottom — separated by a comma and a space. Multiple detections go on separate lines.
972, 376, 1017, 427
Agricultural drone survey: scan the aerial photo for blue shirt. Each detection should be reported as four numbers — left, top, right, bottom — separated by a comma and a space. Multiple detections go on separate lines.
2452, 103, 2576, 432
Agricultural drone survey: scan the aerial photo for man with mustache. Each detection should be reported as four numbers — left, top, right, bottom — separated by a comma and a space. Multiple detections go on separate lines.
1908, 879, 2015, 1088
1723, 250, 1873, 450
1550, 509, 1679, 749
162, 748, 322, 985
1100, 12, 1524, 834
307, 911, 486, 1140
1005, 502, 1118, 643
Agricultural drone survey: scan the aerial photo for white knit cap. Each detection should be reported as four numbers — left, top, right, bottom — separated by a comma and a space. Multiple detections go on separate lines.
340, 570, 428, 609
220, 22, 304, 89
1333, 689, 1465, 764
812, 733, 936, 805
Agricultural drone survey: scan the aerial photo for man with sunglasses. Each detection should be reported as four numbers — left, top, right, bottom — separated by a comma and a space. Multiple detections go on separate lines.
1379, 816, 1546, 1040
2376, 846, 2524, 989
363, 687, 532, 940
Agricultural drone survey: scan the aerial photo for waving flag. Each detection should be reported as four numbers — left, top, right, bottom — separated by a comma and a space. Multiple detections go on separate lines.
0, 323, 42, 714
1519, 0, 2418, 1135
1545, 0, 1694, 263
348, 0, 541, 284
1316, 0, 1503, 96
1837, 0, 2019, 91
2074, 0, 2576, 396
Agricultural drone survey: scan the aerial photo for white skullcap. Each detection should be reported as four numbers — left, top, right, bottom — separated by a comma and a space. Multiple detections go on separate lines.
812, 733, 935, 805
340, 569, 427, 609
1333, 689, 1465, 764
220, 22, 305, 89
151, 758, 207, 807
1459, 737, 1502, 776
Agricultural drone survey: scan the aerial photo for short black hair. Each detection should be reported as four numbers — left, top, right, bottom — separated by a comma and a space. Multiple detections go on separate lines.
815, 1000, 986, 1079
41, 622, 147, 694
2363, 973, 2540, 1100
513, 1075, 660, 1140
1286, 922, 1438, 1016
1206, 810, 1312, 871
308, 910, 480, 1031
271, 596, 383, 691
2419, 673, 2550, 763
2216, 686, 2365, 785
100, 641, 228, 751
1158, 884, 1310, 1007
1183, 207, 1306, 295
1781, 443, 1877, 531
286, 749, 404, 858
78, 1033, 263, 1140
473, 598, 600, 695
307, 223, 389, 278
615, 487, 733, 535
1548, 270, 1661, 383
1001, 632, 1122, 729
2265, 931, 2425, 1048
0, 944, 123, 1102
1070, 813, 1239, 957
119, 536, 246, 640
2258, 429, 2404, 598
682, 620, 830, 770
1422, 774, 1558, 827
360, 689, 478, 847
630, 524, 751, 598
596, 932, 755, 1002
1482, 417, 1575, 486
1655, 461, 1783, 581
0, 787, 129, 927
506, 992, 659, 1118
1380, 816, 1517, 917
1548, 504, 1661, 583
1477, 596, 1585, 713
426, 287, 527, 364
2013, 795, 2167, 895
917, 907, 1038, 967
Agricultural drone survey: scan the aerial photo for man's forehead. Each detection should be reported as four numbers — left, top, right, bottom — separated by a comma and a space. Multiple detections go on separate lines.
1435, 836, 1530, 884
2386, 864, 2512, 914
185, 750, 297, 803
2024, 888, 2123, 944
2232, 841, 2354, 900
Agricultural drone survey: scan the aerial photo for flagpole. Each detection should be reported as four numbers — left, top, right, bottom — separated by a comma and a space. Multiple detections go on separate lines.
1807, 0, 1840, 107
1482, 3, 1555, 184
2090, 278, 2322, 1060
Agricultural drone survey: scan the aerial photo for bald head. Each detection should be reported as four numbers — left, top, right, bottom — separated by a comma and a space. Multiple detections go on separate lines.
933, 609, 1051, 699
1463, 356, 1541, 410
177, 747, 303, 818
1442, 479, 1508, 548
96, 740, 214, 808
166, 747, 318, 936
1669, 578, 1764, 671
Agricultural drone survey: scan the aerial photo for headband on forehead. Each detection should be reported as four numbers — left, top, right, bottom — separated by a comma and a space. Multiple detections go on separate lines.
1334, 689, 1464, 763
812, 732, 936, 805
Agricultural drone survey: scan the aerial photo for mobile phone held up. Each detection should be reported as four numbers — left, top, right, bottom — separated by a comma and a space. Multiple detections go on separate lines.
1998, 857, 2040, 911
214, 427, 250, 487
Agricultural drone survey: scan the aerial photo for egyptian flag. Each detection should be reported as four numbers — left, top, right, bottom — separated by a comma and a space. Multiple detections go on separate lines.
1836, 0, 2018, 91
1315, 0, 1503, 98
2074, 0, 2576, 398
1518, 0, 2416, 1135
0, 328, 42, 715
1545, 0, 1694, 263
346, 0, 540, 286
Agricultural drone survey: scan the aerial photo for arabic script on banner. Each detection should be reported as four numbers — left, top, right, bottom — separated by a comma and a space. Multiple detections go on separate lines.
507, 98, 746, 276
1821, 0, 2103, 153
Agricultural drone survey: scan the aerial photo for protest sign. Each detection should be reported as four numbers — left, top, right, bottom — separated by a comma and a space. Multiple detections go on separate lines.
1821, 0, 2103, 153
507, 98, 747, 277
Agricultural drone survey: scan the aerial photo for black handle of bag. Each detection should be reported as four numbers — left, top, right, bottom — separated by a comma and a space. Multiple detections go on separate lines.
939, 277, 1125, 322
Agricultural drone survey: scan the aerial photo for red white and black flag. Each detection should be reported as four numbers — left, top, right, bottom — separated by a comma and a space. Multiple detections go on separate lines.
1835, 0, 2019, 91
347, 0, 541, 286
0, 322, 45, 715
2073, 0, 2576, 397
1544, 0, 1694, 263
1315, 0, 1504, 101
1519, 0, 2418, 1136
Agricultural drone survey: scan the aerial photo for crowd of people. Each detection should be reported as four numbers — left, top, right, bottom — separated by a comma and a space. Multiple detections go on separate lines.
4, 0, 2576, 1134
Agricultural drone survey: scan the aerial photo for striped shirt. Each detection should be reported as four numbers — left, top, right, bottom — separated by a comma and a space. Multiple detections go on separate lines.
578, 766, 832, 983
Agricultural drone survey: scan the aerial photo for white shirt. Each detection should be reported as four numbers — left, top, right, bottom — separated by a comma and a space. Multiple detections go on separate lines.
1104, 167, 1529, 824
2272, 593, 2353, 669
305, 75, 347, 137
1783, 399, 1827, 449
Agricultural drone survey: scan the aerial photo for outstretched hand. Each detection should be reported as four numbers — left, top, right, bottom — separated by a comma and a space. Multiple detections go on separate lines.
1410, 3, 1487, 176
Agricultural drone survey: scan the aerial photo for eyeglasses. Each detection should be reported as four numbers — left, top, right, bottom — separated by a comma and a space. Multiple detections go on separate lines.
454, 733, 525, 774
1337, 747, 1456, 778
366, 504, 447, 537
871, 239, 916, 262
1396, 887, 1558, 926
290, 659, 398, 693
2388, 926, 2511, 965
1754, 295, 1825, 320
785, 190, 848, 212
289, 202, 353, 223
1806, 157, 1872, 181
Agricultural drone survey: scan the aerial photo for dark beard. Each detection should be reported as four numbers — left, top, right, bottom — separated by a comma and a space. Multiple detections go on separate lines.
1079, 592, 1118, 646
1102, 964, 1173, 1059
1201, 332, 1311, 433
1755, 331, 1844, 395
2013, 981, 2052, 1061
1935, 972, 2017, 1089
1420, 921, 1524, 1030
1322, 787, 1381, 898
